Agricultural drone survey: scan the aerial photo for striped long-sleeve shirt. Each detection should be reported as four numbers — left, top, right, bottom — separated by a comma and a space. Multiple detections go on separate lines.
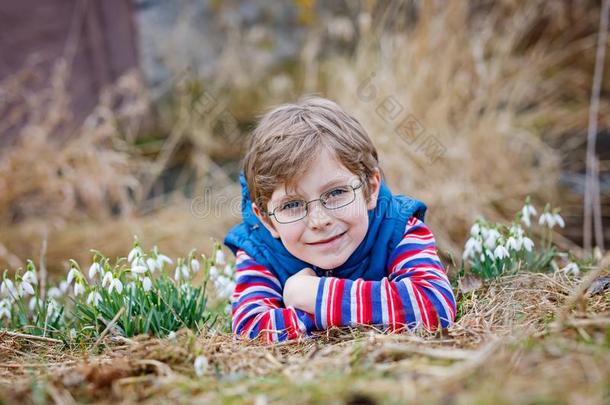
230, 216, 456, 343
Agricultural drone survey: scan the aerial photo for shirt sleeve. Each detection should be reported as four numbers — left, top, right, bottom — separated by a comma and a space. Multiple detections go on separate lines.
230, 249, 318, 343
313, 216, 456, 331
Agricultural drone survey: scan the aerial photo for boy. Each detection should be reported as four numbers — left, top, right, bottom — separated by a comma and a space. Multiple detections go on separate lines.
224, 96, 456, 343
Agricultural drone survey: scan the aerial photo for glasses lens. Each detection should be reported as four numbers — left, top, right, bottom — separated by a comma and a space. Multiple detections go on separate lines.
322, 186, 355, 209
274, 200, 307, 223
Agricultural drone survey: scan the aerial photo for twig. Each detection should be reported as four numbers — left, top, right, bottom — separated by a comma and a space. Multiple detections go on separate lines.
583, 0, 609, 254
92, 307, 125, 350
1, 330, 62, 344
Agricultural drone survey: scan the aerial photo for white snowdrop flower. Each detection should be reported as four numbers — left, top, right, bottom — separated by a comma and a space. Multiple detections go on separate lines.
463, 237, 483, 260
47, 299, 60, 317
86, 291, 102, 306
47, 286, 62, 299
506, 236, 522, 252
142, 277, 152, 292
102, 272, 113, 288
174, 264, 190, 280
22, 270, 37, 285
553, 213, 565, 228
69, 328, 77, 339
0, 300, 11, 320
146, 258, 158, 273
484, 229, 501, 250
560, 262, 580, 276
494, 245, 510, 260
539, 212, 556, 229
223, 264, 234, 277
521, 203, 537, 227
67, 267, 79, 285
59, 280, 69, 293
127, 246, 143, 264
194, 355, 208, 377
509, 225, 524, 238
470, 223, 481, 237
221, 281, 236, 300
167, 331, 177, 341
19, 281, 35, 297
480, 253, 486, 262
209, 265, 219, 279
88, 262, 101, 279
1, 279, 17, 299
522, 237, 534, 252
131, 263, 147, 274
156, 254, 173, 268
109, 278, 123, 294
28, 297, 42, 312
215, 249, 226, 266
73, 282, 85, 297
190, 259, 201, 273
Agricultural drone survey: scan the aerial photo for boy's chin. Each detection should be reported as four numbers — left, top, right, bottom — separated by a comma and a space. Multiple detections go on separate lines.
308, 254, 349, 271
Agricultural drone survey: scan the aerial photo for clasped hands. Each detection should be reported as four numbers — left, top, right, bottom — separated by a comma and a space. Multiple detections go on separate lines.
282, 267, 320, 314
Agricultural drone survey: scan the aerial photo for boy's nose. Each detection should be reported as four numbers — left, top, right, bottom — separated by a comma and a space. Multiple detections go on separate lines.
306, 201, 332, 229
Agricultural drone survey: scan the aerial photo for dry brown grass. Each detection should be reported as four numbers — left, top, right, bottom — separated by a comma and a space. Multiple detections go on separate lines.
319, 1, 606, 257
0, 267, 608, 404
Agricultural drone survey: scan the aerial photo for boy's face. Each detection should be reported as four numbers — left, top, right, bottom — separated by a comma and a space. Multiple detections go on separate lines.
252, 147, 381, 270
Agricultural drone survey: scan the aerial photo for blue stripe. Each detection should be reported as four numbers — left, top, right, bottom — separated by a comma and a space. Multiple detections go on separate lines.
295, 309, 315, 333
274, 310, 288, 341
399, 257, 444, 269
341, 279, 353, 325
370, 281, 382, 324
236, 274, 281, 291
247, 313, 262, 338
314, 277, 327, 329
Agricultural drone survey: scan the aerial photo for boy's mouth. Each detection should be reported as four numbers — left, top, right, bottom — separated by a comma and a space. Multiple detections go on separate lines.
307, 231, 347, 245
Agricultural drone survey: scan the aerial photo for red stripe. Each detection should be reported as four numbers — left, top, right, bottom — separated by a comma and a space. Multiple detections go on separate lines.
332, 279, 345, 326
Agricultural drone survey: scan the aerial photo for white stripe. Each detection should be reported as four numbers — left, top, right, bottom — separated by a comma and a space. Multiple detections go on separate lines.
350, 280, 358, 325
380, 279, 388, 326
270, 310, 277, 342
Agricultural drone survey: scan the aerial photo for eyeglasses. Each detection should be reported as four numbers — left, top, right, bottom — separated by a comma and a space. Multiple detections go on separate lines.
267, 181, 363, 224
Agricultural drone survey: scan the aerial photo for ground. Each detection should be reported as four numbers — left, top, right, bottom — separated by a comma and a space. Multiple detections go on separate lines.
1, 272, 609, 404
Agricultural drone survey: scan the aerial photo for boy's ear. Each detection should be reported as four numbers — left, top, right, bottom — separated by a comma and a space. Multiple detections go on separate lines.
366, 168, 382, 210
252, 202, 281, 239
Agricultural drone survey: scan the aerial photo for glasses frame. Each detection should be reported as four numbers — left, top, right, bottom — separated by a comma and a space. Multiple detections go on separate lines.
267, 181, 364, 224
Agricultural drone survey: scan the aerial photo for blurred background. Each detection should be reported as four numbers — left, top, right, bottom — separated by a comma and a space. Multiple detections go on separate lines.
0, 0, 608, 275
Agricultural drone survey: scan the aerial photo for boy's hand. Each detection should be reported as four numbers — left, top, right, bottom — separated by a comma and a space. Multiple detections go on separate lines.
283, 267, 320, 314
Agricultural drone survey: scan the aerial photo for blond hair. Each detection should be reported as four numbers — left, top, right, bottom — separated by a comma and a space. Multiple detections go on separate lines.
243, 96, 381, 222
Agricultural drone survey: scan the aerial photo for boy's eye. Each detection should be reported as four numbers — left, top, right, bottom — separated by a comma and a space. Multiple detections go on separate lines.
327, 187, 349, 197
279, 200, 304, 211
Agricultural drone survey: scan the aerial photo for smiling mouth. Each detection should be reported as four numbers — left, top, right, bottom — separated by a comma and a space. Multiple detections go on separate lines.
307, 231, 347, 245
